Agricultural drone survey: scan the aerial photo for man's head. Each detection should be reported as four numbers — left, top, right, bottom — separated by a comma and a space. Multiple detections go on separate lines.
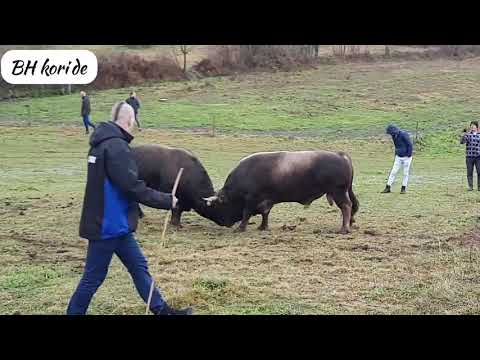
80, 91, 86, 97
111, 101, 136, 134
386, 124, 400, 136
130, 91, 136, 98
470, 121, 479, 132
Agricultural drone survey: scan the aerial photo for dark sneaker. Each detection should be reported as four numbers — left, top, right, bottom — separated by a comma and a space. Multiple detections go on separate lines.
400, 186, 406, 194
381, 185, 391, 194
468, 187, 474, 191
155, 304, 193, 315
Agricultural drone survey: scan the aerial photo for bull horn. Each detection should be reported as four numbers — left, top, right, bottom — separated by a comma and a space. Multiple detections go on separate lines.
203, 196, 218, 206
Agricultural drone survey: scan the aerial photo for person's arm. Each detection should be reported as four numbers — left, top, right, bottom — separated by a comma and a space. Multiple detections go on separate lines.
460, 132, 468, 144
403, 132, 413, 157
81, 98, 85, 116
85, 98, 91, 115
136, 98, 140, 109
104, 138, 173, 209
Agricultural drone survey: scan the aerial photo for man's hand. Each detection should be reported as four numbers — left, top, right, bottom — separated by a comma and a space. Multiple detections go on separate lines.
172, 195, 178, 209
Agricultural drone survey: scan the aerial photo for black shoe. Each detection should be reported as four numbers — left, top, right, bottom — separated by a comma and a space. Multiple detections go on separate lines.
400, 186, 406, 194
155, 304, 193, 315
381, 185, 391, 194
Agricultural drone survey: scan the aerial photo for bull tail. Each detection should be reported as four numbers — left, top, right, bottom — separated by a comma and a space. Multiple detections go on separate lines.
339, 151, 359, 217
348, 183, 359, 217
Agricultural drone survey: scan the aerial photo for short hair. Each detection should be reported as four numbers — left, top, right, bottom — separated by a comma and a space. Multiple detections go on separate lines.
111, 101, 135, 124
130, 91, 135, 96
471, 121, 479, 128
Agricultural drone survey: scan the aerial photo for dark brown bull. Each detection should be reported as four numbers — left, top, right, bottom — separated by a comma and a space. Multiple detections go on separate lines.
204, 150, 359, 234
132, 144, 239, 227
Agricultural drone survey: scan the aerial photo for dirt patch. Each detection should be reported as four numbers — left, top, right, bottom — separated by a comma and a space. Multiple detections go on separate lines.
364, 229, 380, 236
447, 228, 480, 247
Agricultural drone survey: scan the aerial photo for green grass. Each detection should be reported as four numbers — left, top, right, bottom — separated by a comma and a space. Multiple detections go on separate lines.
1, 127, 479, 314
2, 58, 480, 142
1, 57, 480, 314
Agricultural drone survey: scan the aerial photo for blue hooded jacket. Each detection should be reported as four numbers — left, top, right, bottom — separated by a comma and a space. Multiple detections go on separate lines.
79, 121, 173, 240
386, 124, 413, 158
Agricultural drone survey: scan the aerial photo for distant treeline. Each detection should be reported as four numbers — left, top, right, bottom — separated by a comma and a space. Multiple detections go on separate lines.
2, 45, 480, 100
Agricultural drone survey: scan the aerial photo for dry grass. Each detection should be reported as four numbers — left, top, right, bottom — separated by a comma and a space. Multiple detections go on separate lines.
1, 126, 479, 314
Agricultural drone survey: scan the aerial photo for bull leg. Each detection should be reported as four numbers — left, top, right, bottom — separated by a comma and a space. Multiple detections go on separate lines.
332, 190, 352, 235
257, 200, 273, 231
258, 211, 271, 231
170, 207, 183, 228
236, 207, 253, 233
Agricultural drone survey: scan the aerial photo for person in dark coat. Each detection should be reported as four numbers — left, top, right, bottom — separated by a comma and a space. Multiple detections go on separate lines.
80, 91, 96, 134
67, 101, 192, 315
460, 121, 480, 191
381, 124, 414, 194
125, 91, 141, 130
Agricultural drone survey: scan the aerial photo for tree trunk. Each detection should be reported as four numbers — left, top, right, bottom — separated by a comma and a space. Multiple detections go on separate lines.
385, 45, 390, 56
183, 52, 187, 73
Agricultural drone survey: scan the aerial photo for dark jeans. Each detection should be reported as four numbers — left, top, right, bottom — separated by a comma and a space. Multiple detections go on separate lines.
82, 115, 96, 132
67, 233, 166, 315
134, 112, 141, 128
466, 156, 480, 188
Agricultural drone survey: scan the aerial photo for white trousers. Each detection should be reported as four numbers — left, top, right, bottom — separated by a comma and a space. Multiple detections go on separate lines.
387, 156, 413, 187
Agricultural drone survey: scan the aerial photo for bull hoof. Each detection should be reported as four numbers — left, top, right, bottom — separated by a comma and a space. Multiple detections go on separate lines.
234, 227, 246, 233
170, 221, 183, 228
257, 225, 269, 231
338, 228, 350, 235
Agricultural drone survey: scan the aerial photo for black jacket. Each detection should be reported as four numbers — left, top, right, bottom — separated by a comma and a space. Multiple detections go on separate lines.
81, 95, 91, 116
79, 121, 172, 240
125, 96, 140, 114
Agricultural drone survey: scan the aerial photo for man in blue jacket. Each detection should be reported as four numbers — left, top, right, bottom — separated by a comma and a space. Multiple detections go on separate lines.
381, 124, 414, 194
67, 101, 192, 315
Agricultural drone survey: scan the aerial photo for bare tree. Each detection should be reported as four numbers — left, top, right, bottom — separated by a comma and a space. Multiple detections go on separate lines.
385, 45, 390, 56
171, 45, 195, 73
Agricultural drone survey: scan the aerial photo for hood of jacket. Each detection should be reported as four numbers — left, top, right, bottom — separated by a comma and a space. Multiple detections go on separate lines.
386, 124, 400, 136
89, 121, 134, 147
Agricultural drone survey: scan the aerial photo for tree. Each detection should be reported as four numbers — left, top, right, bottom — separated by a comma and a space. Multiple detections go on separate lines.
171, 46, 195, 73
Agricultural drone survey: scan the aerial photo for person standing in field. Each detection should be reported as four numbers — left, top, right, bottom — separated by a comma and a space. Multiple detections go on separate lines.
381, 124, 414, 194
80, 91, 96, 134
67, 101, 192, 315
460, 121, 480, 191
125, 91, 141, 130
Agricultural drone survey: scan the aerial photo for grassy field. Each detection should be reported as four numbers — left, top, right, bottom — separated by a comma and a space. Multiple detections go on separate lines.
1, 57, 480, 314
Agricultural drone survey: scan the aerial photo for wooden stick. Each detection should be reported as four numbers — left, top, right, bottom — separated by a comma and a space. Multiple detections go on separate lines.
162, 168, 184, 247
146, 168, 184, 315
146, 281, 155, 315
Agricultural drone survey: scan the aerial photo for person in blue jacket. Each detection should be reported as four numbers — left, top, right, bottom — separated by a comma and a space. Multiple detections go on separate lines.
67, 101, 192, 315
381, 124, 414, 194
